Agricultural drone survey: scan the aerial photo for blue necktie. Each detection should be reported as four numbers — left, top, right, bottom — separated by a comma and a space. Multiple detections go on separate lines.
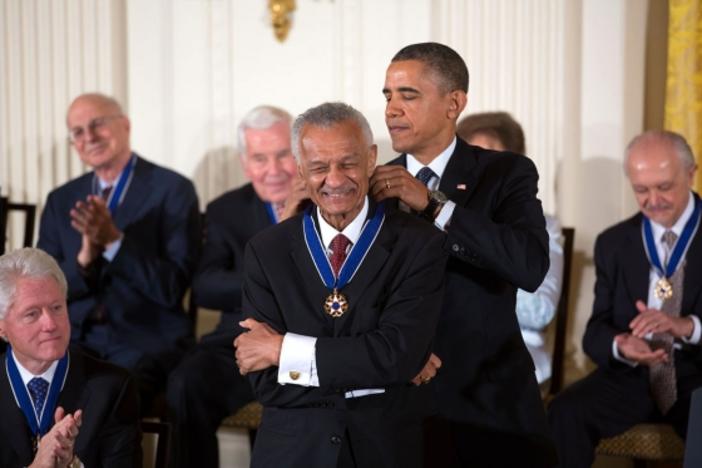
415, 167, 436, 187
27, 377, 49, 417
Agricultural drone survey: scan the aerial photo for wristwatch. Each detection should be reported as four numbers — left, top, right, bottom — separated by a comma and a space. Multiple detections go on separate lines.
68, 454, 82, 468
420, 190, 448, 221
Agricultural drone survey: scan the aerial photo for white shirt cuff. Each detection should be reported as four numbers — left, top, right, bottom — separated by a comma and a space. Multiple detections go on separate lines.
612, 338, 638, 367
434, 200, 456, 231
345, 388, 385, 398
102, 235, 123, 262
682, 315, 701, 344
277, 333, 319, 387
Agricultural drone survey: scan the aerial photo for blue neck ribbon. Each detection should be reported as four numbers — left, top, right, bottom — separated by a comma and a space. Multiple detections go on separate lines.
265, 202, 278, 225
93, 154, 137, 216
5, 347, 70, 437
642, 195, 701, 279
303, 202, 385, 290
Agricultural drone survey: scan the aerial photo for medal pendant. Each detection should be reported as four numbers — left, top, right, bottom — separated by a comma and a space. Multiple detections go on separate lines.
654, 277, 673, 300
324, 289, 349, 318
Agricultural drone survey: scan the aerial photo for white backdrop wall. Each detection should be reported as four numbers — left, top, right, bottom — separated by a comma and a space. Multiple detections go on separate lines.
1, 0, 650, 376
1, 0, 127, 243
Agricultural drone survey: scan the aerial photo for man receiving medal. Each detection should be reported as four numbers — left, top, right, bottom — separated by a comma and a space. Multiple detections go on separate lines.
548, 131, 702, 467
0, 248, 141, 467
234, 102, 447, 468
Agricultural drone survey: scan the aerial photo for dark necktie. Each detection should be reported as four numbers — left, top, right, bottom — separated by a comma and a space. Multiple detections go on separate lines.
329, 234, 351, 277
650, 230, 681, 414
102, 185, 113, 200
415, 167, 436, 187
27, 377, 49, 416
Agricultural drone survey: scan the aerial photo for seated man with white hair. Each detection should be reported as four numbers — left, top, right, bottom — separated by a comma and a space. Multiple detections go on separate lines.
0, 247, 141, 468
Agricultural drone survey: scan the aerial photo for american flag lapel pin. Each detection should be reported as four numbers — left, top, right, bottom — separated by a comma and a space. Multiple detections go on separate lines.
456, 183, 467, 191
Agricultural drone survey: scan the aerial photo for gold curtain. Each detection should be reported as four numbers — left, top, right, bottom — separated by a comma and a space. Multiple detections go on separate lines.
665, 0, 702, 192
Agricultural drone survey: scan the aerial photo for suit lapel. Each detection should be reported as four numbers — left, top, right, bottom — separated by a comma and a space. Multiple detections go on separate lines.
438, 138, 478, 207
290, 220, 334, 324
112, 155, 150, 229
57, 350, 91, 454
333, 215, 392, 335
682, 215, 702, 314
0, 356, 36, 462
57, 350, 87, 413
622, 216, 651, 305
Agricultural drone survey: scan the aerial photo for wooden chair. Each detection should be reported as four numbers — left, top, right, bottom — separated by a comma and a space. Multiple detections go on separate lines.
546, 226, 575, 397
1, 198, 37, 255
141, 420, 171, 468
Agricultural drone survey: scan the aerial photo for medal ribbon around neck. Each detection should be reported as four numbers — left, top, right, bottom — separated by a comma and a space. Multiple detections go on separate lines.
5, 346, 69, 437
303, 202, 386, 295
92, 154, 137, 216
265, 202, 278, 225
642, 195, 701, 283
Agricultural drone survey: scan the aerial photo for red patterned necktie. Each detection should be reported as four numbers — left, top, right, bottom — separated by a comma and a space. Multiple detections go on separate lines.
329, 234, 351, 277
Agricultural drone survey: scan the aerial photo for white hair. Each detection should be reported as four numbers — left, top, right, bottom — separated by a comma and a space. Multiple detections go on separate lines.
0, 248, 67, 320
237, 105, 293, 157
291, 102, 373, 160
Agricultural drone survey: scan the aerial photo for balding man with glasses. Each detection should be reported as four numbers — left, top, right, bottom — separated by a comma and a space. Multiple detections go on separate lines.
37, 93, 201, 415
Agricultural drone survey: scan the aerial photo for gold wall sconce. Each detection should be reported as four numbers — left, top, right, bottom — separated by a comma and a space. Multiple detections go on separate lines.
269, 0, 296, 42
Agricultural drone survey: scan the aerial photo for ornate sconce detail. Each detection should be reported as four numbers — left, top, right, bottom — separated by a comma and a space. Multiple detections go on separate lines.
269, 0, 296, 42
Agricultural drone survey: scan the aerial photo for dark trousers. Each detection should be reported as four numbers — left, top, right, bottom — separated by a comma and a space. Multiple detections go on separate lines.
423, 416, 557, 468
166, 341, 253, 468
547, 367, 699, 468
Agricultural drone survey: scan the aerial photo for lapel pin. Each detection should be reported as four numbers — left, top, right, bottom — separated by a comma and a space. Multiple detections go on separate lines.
456, 184, 467, 190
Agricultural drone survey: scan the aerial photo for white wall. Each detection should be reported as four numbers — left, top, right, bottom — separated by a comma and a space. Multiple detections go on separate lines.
1, 0, 651, 377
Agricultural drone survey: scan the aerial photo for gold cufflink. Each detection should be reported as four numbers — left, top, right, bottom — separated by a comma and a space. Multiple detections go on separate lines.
289, 371, 300, 380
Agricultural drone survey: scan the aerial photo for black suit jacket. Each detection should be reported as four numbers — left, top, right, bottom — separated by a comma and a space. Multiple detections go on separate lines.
0, 347, 141, 467
583, 202, 702, 379
37, 155, 201, 354
192, 183, 273, 344
390, 137, 551, 439
243, 204, 447, 468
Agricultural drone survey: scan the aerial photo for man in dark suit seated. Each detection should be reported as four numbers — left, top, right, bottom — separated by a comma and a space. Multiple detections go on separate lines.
548, 130, 702, 467
369, 42, 557, 467
166, 105, 306, 468
0, 247, 141, 467
37, 93, 201, 414
234, 102, 447, 468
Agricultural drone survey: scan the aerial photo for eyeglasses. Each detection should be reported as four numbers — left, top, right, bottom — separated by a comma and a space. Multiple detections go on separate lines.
68, 115, 122, 143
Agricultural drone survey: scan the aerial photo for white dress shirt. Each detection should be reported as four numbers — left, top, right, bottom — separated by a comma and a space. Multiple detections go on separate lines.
406, 137, 457, 230
97, 177, 123, 261
13, 355, 59, 392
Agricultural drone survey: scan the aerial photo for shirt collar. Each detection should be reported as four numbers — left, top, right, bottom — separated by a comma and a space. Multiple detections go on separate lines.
406, 137, 457, 181
650, 191, 695, 243
12, 352, 58, 387
317, 196, 369, 250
